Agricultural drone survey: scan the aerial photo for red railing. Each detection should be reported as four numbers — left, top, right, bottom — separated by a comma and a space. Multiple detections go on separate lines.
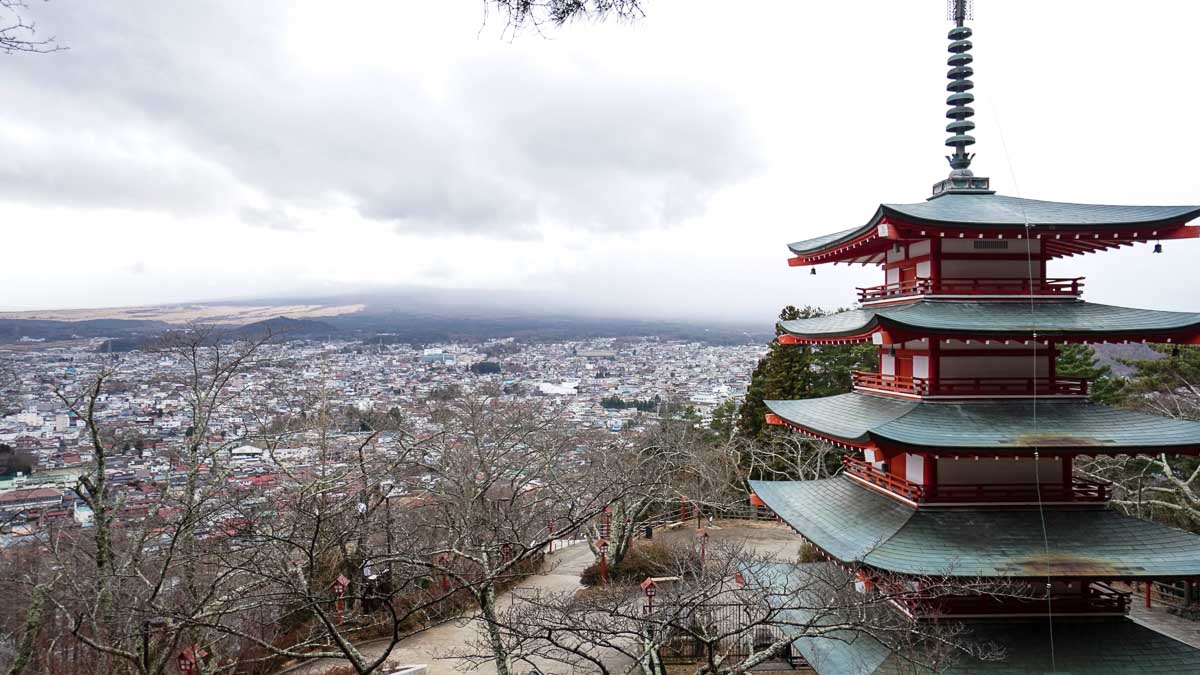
843, 455, 1110, 504
932, 479, 1109, 503
857, 277, 1084, 302
850, 371, 930, 395
933, 376, 1089, 397
851, 372, 1089, 397
842, 456, 924, 501
905, 582, 1128, 617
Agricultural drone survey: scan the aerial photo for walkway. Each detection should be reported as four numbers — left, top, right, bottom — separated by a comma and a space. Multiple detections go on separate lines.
280, 522, 802, 674
1130, 597, 1200, 650
283, 542, 597, 675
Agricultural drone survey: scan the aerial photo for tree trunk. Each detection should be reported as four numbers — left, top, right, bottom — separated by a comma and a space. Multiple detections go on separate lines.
478, 584, 511, 675
5, 586, 45, 675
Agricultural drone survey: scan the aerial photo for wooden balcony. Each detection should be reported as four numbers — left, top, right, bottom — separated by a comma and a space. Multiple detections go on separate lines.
842, 455, 1110, 504
851, 371, 1089, 397
857, 277, 1084, 303
933, 479, 1109, 503
898, 582, 1129, 618
842, 455, 924, 501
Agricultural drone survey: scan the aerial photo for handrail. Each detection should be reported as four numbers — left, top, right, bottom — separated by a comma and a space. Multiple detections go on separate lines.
851, 371, 931, 395
851, 372, 1090, 397
857, 277, 1084, 302
842, 456, 924, 501
933, 479, 1109, 503
843, 454, 1111, 503
907, 583, 1129, 616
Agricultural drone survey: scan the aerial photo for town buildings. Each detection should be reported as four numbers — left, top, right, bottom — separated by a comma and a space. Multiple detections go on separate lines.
1, 336, 762, 544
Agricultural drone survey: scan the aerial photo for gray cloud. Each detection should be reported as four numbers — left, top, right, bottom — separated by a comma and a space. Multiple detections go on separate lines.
2, 1, 761, 238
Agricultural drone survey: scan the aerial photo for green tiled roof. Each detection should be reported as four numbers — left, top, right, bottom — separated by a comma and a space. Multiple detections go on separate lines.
788, 193, 1200, 255
749, 477, 1200, 578
764, 394, 915, 444
886, 193, 1200, 228
776, 300, 1200, 340
749, 564, 1200, 673
750, 478, 912, 562
939, 619, 1200, 674
764, 394, 1200, 452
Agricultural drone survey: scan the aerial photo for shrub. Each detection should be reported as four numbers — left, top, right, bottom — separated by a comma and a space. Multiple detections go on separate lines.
579, 542, 698, 587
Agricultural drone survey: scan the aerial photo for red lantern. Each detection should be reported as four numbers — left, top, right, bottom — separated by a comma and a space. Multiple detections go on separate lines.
333, 574, 350, 623
597, 538, 609, 588
177, 645, 206, 674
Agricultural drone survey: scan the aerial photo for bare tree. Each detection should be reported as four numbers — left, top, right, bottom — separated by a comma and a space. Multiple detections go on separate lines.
0, 329, 274, 674
481, 0, 645, 33
367, 393, 661, 675
739, 431, 843, 483
1075, 359, 1200, 530
485, 542, 1008, 674
1, 0, 63, 54
583, 419, 744, 570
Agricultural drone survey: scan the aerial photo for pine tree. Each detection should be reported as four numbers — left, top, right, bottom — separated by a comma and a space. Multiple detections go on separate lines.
735, 306, 876, 438
1055, 343, 1127, 405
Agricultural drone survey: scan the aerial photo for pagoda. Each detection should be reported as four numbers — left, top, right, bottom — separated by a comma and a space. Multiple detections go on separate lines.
749, 2, 1200, 672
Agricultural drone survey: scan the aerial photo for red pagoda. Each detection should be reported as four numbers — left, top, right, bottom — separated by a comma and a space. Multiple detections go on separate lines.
749, 2, 1200, 672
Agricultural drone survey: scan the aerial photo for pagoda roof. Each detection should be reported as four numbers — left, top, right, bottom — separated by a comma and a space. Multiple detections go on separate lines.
750, 476, 1200, 579
765, 393, 1200, 453
777, 299, 1200, 343
788, 192, 1200, 258
750, 564, 1200, 673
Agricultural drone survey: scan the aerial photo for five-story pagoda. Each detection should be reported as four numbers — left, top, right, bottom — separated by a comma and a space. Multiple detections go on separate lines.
749, 2, 1200, 672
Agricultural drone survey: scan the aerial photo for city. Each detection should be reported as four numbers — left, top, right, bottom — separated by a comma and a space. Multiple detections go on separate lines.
0, 337, 764, 543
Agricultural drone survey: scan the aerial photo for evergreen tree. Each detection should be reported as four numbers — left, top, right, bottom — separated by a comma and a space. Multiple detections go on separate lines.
1123, 345, 1200, 404
1055, 343, 1127, 405
735, 306, 877, 439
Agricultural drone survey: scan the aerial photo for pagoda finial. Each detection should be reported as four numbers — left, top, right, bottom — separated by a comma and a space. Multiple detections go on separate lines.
945, 0, 975, 174
932, 0, 991, 196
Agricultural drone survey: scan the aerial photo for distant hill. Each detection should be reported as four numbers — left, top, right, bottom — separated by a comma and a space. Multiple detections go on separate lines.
0, 294, 771, 349
1092, 342, 1163, 377
0, 318, 169, 344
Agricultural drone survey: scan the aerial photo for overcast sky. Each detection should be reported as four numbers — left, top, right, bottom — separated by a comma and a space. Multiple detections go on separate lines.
3, 1, 1199, 323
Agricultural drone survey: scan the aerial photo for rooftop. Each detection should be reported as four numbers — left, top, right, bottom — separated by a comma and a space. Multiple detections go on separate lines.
776, 299, 1200, 343
786, 192, 1200, 265
765, 393, 1200, 453
750, 476, 1200, 579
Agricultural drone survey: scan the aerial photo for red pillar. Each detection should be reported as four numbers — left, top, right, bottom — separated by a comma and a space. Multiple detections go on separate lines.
923, 454, 938, 500
928, 338, 941, 395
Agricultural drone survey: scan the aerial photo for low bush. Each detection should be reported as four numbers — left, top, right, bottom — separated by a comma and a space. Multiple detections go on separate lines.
579, 542, 698, 587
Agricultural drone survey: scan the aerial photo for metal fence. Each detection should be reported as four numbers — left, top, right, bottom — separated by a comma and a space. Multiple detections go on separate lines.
650, 603, 807, 668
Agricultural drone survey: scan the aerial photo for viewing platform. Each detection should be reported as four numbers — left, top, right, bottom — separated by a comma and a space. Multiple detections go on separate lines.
895, 581, 1130, 619
841, 455, 1110, 505
851, 371, 1089, 398
857, 277, 1083, 304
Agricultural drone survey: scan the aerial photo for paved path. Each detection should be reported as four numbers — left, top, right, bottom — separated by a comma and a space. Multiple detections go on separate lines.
1129, 595, 1200, 649
285, 542, 596, 675
281, 522, 799, 674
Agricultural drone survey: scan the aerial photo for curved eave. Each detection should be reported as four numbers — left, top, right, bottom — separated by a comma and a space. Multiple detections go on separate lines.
786, 195, 1200, 266
766, 394, 1200, 456
776, 301, 1200, 345
764, 395, 915, 448
751, 476, 1200, 579
880, 196, 1200, 231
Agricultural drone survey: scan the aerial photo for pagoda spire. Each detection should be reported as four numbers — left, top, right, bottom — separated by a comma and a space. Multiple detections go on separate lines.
932, 0, 991, 196
945, 0, 976, 173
